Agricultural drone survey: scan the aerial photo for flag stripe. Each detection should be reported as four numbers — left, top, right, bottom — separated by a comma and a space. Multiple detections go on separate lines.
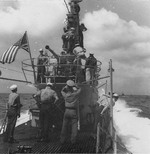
1, 46, 19, 63
6, 46, 17, 63
1, 46, 11, 62
8, 46, 19, 63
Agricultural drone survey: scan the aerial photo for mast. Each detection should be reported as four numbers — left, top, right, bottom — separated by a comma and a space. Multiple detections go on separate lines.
25, 31, 36, 83
109, 59, 117, 154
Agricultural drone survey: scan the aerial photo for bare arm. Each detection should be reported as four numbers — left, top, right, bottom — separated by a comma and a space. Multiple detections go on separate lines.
53, 91, 59, 104
61, 87, 67, 98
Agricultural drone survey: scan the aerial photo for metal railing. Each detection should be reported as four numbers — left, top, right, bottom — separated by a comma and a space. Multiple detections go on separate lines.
22, 56, 102, 84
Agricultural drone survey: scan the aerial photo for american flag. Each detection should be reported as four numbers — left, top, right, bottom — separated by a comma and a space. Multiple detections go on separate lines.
0, 32, 30, 64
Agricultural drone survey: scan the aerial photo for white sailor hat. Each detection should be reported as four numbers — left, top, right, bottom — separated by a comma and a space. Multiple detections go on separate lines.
89, 52, 94, 55
73, 46, 83, 55
47, 82, 53, 86
113, 93, 119, 98
10, 84, 17, 90
70, 27, 75, 31
39, 48, 43, 52
66, 80, 75, 87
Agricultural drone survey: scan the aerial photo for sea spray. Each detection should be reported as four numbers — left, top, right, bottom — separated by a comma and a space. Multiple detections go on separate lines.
114, 99, 150, 154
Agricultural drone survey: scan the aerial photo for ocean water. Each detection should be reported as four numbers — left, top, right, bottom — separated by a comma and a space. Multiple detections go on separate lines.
0, 93, 150, 154
114, 95, 150, 154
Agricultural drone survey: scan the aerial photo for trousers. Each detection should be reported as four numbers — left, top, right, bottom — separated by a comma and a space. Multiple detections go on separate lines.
39, 104, 53, 140
60, 109, 78, 144
3, 108, 17, 142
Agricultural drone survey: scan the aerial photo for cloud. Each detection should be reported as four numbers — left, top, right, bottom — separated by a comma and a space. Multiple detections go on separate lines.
83, 9, 150, 51
82, 8, 150, 94
0, 0, 67, 36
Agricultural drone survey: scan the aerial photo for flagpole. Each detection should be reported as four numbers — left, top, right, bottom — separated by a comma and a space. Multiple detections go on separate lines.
25, 31, 36, 83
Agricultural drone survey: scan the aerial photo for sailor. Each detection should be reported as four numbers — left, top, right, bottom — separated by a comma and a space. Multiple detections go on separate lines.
79, 23, 87, 47
45, 45, 67, 76
60, 80, 81, 144
61, 27, 76, 53
69, 1, 80, 14
3, 84, 22, 143
57, 51, 67, 76
73, 45, 86, 82
37, 48, 47, 83
91, 93, 119, 139
38, 82, 59, 142
85, 52, 97, 84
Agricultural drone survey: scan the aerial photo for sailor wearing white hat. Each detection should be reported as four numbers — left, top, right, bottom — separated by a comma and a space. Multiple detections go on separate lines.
60, 80, 81, 144
3, 84, 21, 143
112, 93, 119, 102
37, 82, 58, 142
37, 48, 46, 83
91, 92, 119, 139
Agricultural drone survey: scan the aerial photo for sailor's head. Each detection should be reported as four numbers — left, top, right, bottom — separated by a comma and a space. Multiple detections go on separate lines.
10, 84, 17, 92
46, 82, 53, 87
89, 52, 94, 56
83, 48, 86, 53
80, 23, 87, 31
66, 80, 75, 87
39, 48, 44, 53
73, 45, 83, 55
89, 52, 94, 57
61, 51, 66, 55
70, 27, 75, 32
113, 93, 119, 102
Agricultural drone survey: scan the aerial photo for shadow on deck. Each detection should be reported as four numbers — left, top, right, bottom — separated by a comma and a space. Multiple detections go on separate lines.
0, 121, 98, 154
0, 120, 128, 154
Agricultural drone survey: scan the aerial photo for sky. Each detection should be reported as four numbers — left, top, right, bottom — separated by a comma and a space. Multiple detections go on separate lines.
0, 0, 150, 95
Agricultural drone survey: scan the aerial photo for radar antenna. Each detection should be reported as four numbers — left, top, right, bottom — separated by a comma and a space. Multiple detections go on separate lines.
63, 0, 70, 13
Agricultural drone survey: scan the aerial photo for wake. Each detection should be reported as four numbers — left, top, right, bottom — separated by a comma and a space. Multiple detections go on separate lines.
114, 99, 150, 154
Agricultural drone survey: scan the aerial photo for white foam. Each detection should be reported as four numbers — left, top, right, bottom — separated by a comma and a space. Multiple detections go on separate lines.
16, 110, 31, 127
114, 99, 150, 154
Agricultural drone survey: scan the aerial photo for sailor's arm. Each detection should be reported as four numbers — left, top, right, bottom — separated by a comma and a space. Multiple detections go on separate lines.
61, 86, 68, 98
16, 95, 21, 117
73, 86, 81, 95
100, 104, 109, 115
53, 91, 59, 104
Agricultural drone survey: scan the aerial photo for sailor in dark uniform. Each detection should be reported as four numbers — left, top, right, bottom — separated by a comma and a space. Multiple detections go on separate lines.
37, 48, 47, 83
85, 52, 97, 84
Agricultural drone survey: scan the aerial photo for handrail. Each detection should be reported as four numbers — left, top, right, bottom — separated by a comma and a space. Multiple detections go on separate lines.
21, 57, 102, 84
96, 120, 132, 154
